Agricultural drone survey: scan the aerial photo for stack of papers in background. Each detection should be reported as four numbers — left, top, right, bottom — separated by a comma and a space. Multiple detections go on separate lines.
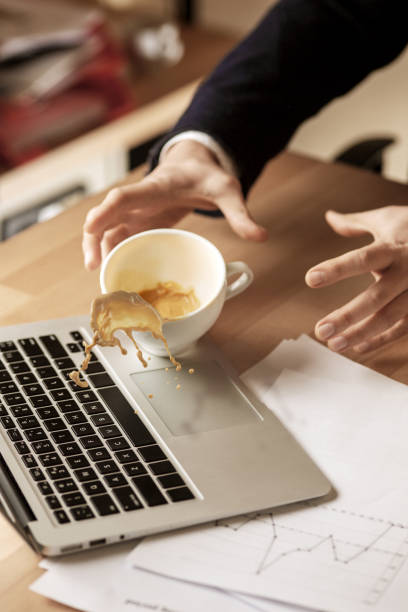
31, 336, 408, 612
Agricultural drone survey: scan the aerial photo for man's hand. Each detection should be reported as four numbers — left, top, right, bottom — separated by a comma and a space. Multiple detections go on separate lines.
82, 140, 268, 270
305, 206, 408, 353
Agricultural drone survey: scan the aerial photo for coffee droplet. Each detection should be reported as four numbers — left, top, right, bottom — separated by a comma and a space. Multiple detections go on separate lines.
148, 394, 153, 399
188, 368, 195, 375
176, 364, 182, 372
176, 384, 181, 390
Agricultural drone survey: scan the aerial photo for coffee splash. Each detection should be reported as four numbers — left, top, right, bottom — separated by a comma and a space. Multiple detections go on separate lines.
69, 290, 183, 387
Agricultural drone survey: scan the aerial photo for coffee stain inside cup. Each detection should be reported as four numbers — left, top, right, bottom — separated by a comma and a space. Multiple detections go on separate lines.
70, 283, 199, 387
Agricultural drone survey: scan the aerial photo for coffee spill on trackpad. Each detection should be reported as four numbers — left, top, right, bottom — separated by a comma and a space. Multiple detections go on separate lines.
69, 291, 181, 387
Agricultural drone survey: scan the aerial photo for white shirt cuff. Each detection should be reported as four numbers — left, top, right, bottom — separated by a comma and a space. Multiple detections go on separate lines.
159, 130, 238, 177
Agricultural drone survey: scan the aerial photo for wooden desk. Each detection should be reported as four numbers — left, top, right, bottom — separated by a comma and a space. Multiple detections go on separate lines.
1, 152, 408, 611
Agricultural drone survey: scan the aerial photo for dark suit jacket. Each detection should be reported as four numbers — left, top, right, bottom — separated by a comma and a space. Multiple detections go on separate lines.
150, 0, 408, 197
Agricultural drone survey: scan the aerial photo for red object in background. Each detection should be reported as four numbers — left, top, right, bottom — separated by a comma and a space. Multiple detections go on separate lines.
0, 23, 135, 169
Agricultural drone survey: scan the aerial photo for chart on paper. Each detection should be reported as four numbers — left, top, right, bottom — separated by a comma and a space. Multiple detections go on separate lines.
130, 501, 408, 612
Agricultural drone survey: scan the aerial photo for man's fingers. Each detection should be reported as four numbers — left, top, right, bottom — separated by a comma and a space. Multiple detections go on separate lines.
217, 194, 268, 242
82, 231, 102, 271
324, 289, 408, 352
100, 225, 129, 263
354, 317, 408, 353
325, 209, 370, 238
305, 243, 394, 288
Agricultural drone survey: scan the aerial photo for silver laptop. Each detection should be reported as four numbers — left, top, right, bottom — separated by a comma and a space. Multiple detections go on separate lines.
0, 315, 331, 556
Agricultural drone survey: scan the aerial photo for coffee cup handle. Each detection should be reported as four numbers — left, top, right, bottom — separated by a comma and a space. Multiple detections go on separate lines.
225, 261, 254, 300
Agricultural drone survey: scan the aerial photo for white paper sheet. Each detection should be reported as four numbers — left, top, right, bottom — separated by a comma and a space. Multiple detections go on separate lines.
129, 338, 408, 612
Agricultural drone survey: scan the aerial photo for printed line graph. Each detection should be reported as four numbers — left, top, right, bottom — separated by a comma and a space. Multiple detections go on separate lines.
211, 504, 408, 606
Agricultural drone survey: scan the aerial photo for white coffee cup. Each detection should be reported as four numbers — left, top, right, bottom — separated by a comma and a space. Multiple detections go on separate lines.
100, 228, 253, 355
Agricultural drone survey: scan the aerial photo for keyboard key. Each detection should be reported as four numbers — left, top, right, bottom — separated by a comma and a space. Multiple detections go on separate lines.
1, 415, 15, 429
32, 440, 54, 454
106, 438, 130, 451
10, 405, 32, 418
149, 460, 175, 476
15, 372, 36, 385
0, 358, 4, 369
10, 361, 31, 374
38, 481, 53, 496
67, 342, 81, 353
99, 425, 121, 439
84, 362, 105, 375
50, 389, 72, 402
70, 331, 83, 341
138, 445, 167, 463
37, 406, 59, 420
158, 474, 185, 489
90, 414, 113, 427
54, 357, 75, 370
58, 399, 80, 413
24, 428, 47, 442
39, 335, 68, 358
104, 473, 127, 488
43, 377, 65, 391
124, 462, 147, 477
59, 442, 82, 456
36, 366, 57, 379
44, 418, 66, 432
62, 492, 86, 507
65, 412, 87, 425
0, 370, 12, 382
83, 481, 106, 496
55, 478, 78, 494
30, 356, 50, 368
17, 415, 39, 429
22, 454, 38, 468
131, 475, 167, 506
51, 430, 74, 444
0, 341, 16, 351
74, 467, 97, 483
47, 465, 70, 480
0, 403, 8, 417
29, 467, 45, 482
22, 383, 45, 397
70, 505, 94, 521
80, 435, 102, 450
39, 453, 63, 467
4, 392, 26, 406
7, 428, 22, 442
29, 395, 52, 409
84, 402, 106, 415
88, 373, 114, 388
72, 423, 95, 437
87, 447, 110, 462
45, 495, 61, 510
167, 487, 194, 502
15, 440, 30, 454
75, 390, 97, 404
114, 450, 137, 464
90, 494, 119, 516
66, 455, 90, 469
113, 486, 142, 511
96, 460, 118, 475
54, 509, 70, 524
0, 381, 18, 394
98, 387, 155, 447
18, 338, 43, 357
3, 350, 23, 363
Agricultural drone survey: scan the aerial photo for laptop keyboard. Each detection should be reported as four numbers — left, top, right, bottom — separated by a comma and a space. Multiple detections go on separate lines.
0, 331, 194, 525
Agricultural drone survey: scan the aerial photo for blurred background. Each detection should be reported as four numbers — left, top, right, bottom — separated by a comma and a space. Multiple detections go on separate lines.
1, 0, 407, 240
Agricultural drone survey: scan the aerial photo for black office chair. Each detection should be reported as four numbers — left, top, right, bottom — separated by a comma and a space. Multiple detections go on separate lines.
334, 137, 395, 175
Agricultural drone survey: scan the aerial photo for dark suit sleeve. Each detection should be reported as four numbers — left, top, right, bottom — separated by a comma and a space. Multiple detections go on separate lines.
149, 0, 408, 197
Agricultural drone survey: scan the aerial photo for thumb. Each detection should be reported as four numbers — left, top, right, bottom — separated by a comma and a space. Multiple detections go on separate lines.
218, 194, 268, 242
325, 209, 370, 238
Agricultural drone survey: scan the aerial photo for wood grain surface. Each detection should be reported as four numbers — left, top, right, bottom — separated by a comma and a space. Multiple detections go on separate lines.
1, 152, 408, 611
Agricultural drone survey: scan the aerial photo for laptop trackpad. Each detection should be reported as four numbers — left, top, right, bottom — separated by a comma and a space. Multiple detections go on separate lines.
130, 361, 260, 436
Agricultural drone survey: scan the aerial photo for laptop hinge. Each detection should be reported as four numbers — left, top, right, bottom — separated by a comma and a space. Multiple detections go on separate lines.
0, 452, 37, 527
